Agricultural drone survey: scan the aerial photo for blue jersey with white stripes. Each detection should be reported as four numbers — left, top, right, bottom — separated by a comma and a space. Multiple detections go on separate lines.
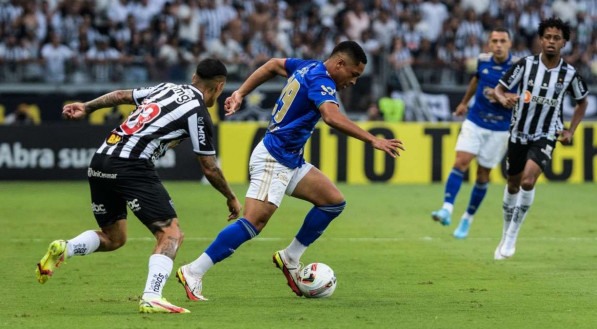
467, 53, 516, 131
263, 58, 339, 168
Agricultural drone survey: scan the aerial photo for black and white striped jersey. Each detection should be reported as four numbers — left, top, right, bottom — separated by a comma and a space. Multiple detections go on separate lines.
499, 54, 589, 144
96, 83, 216, 161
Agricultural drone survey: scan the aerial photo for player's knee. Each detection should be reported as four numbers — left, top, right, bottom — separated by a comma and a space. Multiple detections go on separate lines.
520, 178, 536, 191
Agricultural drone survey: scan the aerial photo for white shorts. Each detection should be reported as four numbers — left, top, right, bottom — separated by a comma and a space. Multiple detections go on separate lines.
246, 141, 313, 207
455, 120, 509, 168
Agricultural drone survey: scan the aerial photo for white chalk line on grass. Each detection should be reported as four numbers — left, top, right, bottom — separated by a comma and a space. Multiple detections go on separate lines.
13, 236, 597, 243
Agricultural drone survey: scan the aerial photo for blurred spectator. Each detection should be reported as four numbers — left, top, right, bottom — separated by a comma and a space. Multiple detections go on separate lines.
343, 0, 370, 41
0, 34, 29, 82
455, 9, 484, 49
419, 0, 449, 44
518, 3, 541, 45
40, 31, 73, 83
551, 0, 581, 26
387, 36, 413, 91
372, 9, 398, 51
412, 38, 438, 84
177, 0, 201, 50
85, 36, 121, 82
437, 38, 463, 84
121, 32, 154, 83
157, 36, 190, 81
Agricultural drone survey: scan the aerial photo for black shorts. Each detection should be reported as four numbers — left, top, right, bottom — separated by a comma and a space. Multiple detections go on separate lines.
506, 138, 556, 176
88, 153, 177, 228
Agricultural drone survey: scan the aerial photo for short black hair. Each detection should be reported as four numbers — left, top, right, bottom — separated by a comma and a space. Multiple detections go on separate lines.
331, 40, 368, 65
491, 27, 511, 39
538, 17, 571, 41
195, 58, 228, 79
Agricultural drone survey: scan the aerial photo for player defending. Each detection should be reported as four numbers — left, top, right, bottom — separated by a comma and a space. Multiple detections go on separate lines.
176, 41, 404, 300
494, 17, 588, 259
35, 58, 241, 313
431, 28, 516, 239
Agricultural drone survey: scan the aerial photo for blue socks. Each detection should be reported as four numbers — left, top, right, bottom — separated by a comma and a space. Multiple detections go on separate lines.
205, 218, 258, 263
444, 168, 464, 204
204, 202, 346, 264
296, 202, 346, 246
466, 182, 488, 215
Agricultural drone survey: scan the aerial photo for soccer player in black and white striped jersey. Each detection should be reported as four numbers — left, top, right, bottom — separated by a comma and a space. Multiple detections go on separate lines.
35, 58, 242, 313
493, 17, 589, 260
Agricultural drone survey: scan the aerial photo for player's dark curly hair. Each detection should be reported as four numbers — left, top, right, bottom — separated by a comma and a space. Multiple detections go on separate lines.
195, 58, 228, 79
538, 17, 571, 41
331, 40, 368, 65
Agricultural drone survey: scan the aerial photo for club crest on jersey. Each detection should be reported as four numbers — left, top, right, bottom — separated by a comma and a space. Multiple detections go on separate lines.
320, 85, 336, 96
106, 132, 122, 145
554, 82, 564, 94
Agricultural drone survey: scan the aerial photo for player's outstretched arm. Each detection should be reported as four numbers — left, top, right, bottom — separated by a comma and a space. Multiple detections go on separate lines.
62, 90, 134, 120
224, 58, 287, 116
320, 103, 405, 158
197, 155, 241, 220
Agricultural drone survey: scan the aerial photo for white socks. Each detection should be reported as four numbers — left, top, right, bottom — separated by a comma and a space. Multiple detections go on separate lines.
502, 187, 519, 238
285, 238, 307, 265
66, 230, 100, 257
507, 188, 535, 237
188, 253, 214, 277
442, 202, 454, 214
142, 254, 173, 299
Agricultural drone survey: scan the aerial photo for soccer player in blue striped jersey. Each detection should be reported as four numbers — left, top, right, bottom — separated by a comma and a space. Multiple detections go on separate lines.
176, 41, 405, 299
431, 28, 516, 239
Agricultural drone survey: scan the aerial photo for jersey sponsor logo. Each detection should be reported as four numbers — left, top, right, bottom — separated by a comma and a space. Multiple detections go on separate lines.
197, 122, 206, 146
91, 202, 107, 214
127, 198, 141, 212
530, 95, 558, 107
106, 132, 122, 145
87, 168, 117, 179
121, 103, 161, 135
172, 86, 194, 104
320, 85, 336, 96
523, 90, 532, 103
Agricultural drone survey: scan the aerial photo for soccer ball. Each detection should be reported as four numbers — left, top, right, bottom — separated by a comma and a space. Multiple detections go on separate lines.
297, 263, 337, 298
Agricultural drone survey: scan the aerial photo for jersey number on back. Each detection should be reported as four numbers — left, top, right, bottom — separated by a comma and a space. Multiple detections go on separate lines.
120, 103, 161, 135
272, 77, 300, 123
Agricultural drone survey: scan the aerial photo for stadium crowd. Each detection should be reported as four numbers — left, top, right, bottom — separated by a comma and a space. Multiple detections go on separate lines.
0, 0, 595, 111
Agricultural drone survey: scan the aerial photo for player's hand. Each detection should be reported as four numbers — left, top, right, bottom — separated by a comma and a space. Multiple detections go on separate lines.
372, 138, 405, 158
557, 130, 573, 145
226, 197, 242, 221
454, 103, 468, 116
224, 91, 243, 116
62, 102, 87, 120
498, 93, 519, 108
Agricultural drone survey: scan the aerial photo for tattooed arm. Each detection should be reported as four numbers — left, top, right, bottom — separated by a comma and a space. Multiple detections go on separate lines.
197, 155, 242, 221
62, 90, 134, 120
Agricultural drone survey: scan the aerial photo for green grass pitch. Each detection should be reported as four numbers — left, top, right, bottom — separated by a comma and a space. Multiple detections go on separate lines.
1, 181, 596, 329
